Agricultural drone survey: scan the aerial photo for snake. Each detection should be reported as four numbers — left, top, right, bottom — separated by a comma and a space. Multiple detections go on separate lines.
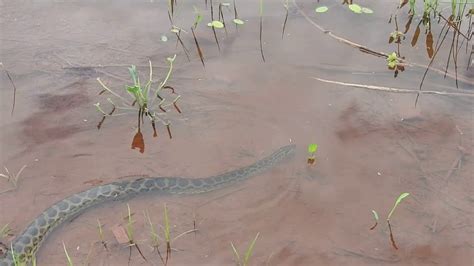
0, 144, 295, 266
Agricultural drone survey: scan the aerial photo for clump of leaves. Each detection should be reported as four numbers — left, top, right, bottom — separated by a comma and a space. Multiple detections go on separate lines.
370, 192, 410, 249
95, 57, 181, 153
386, 52, 405, 77
307, 143, 318, 165
230, 232, 260, 266
389, 31, 405, 44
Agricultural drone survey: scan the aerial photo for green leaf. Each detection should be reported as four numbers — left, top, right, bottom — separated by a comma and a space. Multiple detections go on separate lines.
307, 143, 318, 154
387, 192, 410, 220
371, 210, 379, 221
361, 7, 374, 14
127, 85, 140, 94
233, 18, 245, 25
243, 232, 260, 265
210, 20, 224, 28
315, 6, 329, 13
349, 4, 362, 13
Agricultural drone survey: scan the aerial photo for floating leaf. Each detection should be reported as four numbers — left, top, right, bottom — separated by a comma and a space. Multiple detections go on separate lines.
349, 4, 362, 13
411, 24, 420, 46
209, 20, 224, 28
426, 31, 434, 58
307, 143, 318, 154
161, 35, 168, 42
233, 18, 245, 25
361, 7, 373, 14
170, 28, 180, 33
315, 6, 329, 13
221, 2, 231, 6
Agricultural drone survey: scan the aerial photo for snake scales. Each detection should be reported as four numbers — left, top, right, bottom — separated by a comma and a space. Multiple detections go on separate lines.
0, 144, 295, 266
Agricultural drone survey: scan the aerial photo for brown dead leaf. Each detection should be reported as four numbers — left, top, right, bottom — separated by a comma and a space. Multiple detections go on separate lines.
411, 24, 420, 46
111, 224, 130, 245
131, 130, 145, 153
426, 31, 434, 58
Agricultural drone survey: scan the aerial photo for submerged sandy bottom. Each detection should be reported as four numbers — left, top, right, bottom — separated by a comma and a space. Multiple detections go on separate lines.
0, 0, 472, 265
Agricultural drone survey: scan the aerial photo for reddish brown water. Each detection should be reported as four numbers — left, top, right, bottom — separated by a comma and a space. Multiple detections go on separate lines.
1, 0, 473, 265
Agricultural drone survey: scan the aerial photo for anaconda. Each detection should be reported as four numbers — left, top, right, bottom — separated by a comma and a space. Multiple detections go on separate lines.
0, 144, 295, 266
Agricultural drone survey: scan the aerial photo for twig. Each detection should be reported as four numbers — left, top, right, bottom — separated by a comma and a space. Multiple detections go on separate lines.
292, 0, 474, 86
311, 77, 474, 98
1, 63, 17, 116
335, 248, 401, 263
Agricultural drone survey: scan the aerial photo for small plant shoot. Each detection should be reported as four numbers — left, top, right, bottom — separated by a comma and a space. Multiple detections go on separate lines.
387, 192, 410, 221
230, 232, 260, 266
370, 210, 379, 230
370, 192, 410, 249
307, 143, 318, 165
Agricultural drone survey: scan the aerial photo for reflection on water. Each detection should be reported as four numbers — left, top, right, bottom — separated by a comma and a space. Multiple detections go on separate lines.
0, 0, 472, 265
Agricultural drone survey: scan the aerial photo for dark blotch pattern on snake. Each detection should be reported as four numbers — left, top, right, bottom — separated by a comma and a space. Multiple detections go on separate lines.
0, 144, 295, 266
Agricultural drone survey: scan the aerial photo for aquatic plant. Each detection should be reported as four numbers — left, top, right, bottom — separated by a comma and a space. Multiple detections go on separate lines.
307, 143, 318, 165
0, 165, 27, 194
62, 242, 73, 266
230, 232, 260, 266
369, 210, 379, 230
96, 219, 108, 251
95, 57, 181, 153
232, 0, 245, 27
124, 204, 147, 263
370, 192, 410, 249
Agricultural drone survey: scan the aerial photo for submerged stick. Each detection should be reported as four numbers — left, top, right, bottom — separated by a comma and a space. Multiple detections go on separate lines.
191, 27, 205, 67
292, 0, 474, 86
311, 77, 474, 98
1, 63, 17, 116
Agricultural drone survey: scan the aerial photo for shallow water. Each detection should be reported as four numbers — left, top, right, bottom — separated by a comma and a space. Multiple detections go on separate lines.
0, 0, 473, 265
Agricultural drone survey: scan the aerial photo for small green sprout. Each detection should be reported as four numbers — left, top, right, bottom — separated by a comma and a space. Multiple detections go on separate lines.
389, 31, 404, 44
62, 242, 73, 266
163, 203, 171, 263
230, 232, 260, 266
307, 143, 318, 165
370, 192, 410, 249
96, 219, 107, 251
387, 192, 410, 221
369, 210, 379, 230
387, 52, 400, 69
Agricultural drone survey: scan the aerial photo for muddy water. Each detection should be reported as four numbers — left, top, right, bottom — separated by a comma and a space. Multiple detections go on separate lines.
0, 0, 473, 265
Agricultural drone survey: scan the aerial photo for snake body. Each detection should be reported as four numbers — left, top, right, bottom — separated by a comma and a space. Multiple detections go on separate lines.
0, 144, 295, 266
